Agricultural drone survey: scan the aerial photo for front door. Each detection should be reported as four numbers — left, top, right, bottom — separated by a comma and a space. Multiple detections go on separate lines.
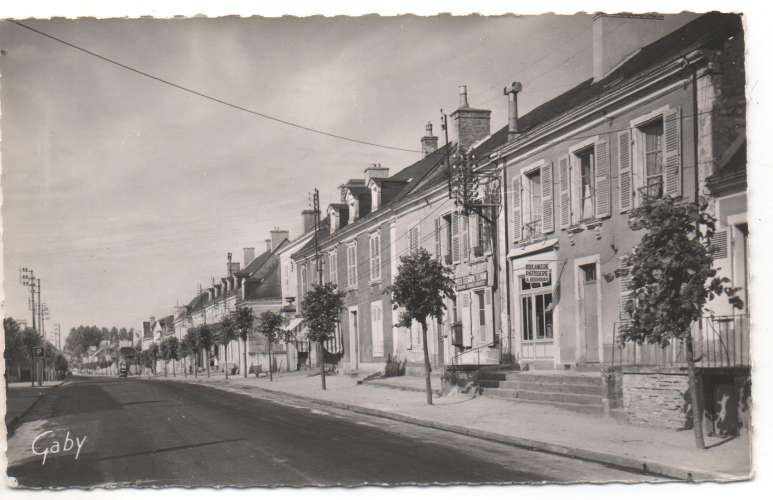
348, 309, 359, 371
579, 263, 599, 363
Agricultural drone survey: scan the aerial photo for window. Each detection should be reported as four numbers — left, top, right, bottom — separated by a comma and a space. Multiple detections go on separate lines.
520, 276, 553, 341
300, 265, 307, 296
577, 147, 595, 221
475, 290, 486, 332
369, 233, 381, 281
581, 263, 597, 283
641, 119, 664, 198
328, 250, 338, 285
370, 301, 384, 357
442, 214, 453, 264
409, 226, 420, 254
524, 170, 542, 238
347, 243, 357, 288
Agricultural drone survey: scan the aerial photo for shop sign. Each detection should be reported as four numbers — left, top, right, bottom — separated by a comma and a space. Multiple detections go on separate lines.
525, 263, 550, 284
456, 271, 488, 291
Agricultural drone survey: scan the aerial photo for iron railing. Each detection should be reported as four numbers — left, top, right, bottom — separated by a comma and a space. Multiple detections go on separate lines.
611, 314, 750, 369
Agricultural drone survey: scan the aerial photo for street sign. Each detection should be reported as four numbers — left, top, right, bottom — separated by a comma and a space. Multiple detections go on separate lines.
525, 263, 550, 284
32, 347, 44, 357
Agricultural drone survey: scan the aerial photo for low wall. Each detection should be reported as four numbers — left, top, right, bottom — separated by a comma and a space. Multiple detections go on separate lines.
620, 371, 691, 429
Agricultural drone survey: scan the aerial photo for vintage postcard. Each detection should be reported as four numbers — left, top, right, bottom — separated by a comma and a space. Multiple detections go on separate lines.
1, 2, 758, 492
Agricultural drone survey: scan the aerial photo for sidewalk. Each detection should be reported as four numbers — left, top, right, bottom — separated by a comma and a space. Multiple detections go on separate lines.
5, 380, 66, 434
143, 371, 752, 481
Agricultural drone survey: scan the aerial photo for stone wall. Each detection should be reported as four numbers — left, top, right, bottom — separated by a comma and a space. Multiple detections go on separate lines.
620, 372, 690, 429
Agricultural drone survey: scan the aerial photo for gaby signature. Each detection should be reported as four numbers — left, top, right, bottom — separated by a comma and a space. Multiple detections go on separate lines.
32, 431, 87, 465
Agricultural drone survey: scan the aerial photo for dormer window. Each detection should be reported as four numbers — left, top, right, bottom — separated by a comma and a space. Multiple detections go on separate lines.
370, 183, 381, 211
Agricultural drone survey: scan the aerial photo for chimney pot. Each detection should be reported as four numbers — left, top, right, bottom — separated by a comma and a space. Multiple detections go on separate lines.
421, 121, 439, 157
459, 85, 469, 108
505, 81, 523, 141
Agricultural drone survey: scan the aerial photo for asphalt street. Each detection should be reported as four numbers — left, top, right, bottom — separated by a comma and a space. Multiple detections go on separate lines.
6, 376, 656, 487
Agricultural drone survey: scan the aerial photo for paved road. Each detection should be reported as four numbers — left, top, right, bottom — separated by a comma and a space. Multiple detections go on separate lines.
6, 376, 656, 487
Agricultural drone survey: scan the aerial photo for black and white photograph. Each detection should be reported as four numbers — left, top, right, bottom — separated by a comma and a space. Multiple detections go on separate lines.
1, 1, 766, 493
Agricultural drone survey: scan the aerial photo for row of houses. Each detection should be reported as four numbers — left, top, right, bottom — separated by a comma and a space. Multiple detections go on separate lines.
145, 13, 749, 430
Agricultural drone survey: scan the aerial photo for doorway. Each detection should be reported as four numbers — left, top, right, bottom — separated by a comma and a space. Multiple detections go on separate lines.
579, 262, 600, 363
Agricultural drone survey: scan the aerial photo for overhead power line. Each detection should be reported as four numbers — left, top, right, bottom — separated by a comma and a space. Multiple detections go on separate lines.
8, 20, 421, 154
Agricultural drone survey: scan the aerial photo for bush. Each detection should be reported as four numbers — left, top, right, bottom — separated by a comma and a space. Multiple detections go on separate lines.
384, 354, 406, 378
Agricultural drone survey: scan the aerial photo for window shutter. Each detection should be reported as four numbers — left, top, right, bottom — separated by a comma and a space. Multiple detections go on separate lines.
434, 218, 442, 258
484, 288, 493, 343
451, 213, 460, 263
663, 107, 682, 197
461, 292, 472, 347
469, 213, 479, 252
594, 139, 611, 218
711, 229, 729, 260
540, 162, 555, 233
618, 130, 633, 212
369, 238, 375, 280
511, 177, 522, 243
371, 302, 383, 358
558, 156, 571, 228
462, 215, 470, 260
618, 273, 633, 322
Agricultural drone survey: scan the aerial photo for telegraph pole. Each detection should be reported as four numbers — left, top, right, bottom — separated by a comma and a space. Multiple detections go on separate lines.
311, 188, 327, 390
20, 268, 37, 386
37, 278, 43, 337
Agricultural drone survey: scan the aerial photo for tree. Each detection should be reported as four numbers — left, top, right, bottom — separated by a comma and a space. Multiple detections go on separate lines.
159, 337, 172, 376
167, 336, 179, 376
218, 317, 239, 379
256, 311, 287, 381
198, 325, 214, 378
301, 282, 345, 390
184, 328, 201, 377
178, 336, 192, 377
235, 307, 255, 378
147, 342, 159, 375
4, 318, 26, 387
388, 247, 455, 405
620, 196, 742, 449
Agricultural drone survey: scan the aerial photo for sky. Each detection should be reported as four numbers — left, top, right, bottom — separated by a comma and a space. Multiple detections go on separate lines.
0, 13, 698, 340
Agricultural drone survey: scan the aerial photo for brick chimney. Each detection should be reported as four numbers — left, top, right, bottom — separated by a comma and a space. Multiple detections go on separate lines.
593, 13, 666, 82
421, 122, 438, 157
302, 209, 316, 234
451, 85, 491, 150
243, 247, 255, 265
364, 163, 389, 185
270, 227, 289, 251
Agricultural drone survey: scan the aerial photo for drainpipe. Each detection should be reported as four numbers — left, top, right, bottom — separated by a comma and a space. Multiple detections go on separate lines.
499, 153, 513, 365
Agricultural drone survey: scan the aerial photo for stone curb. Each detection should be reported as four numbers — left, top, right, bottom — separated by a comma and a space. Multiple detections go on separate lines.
156, 376, 743, 482
362, 379, 442, 396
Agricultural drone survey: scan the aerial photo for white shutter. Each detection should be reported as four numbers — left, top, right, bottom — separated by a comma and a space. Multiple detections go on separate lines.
434, 218, 442, 259
618, 130, 633, 212
484, 288, 494, 343
618, 273, 633, 322
451, 213, 460, 263
469, 213, 479, 253
594, 139, 611, 218
461, 291, 472, 347
511, 177, 522, 243
711, 229, 729, 260
541, 162, 555, 233
371, 301, 383, 357
663, 107, 682, 197
559, 156, 571, 228
461, 215, 469, 261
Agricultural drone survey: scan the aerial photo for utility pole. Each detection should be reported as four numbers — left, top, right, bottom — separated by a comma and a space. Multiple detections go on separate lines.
55, 323, 62, 350
37, 278, 43, 338
441, 109, 452, 199
20, 268, 37, 386
311, 188, 327, 390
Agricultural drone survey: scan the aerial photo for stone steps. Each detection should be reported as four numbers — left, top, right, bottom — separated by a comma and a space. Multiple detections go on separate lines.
477, 369, 605, 415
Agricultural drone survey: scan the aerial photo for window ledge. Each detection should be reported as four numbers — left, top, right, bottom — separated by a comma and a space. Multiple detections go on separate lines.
566, 225, 584, 234
368, 279, 382, 287
585, 219, 603, 230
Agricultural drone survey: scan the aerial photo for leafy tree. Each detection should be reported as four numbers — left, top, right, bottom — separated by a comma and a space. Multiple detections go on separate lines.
159, 337, 172, 376
218, 316, 239, 379
3, 317, 25, 387
167, 336, 179, 376
620, 196, 742, 449
388, 247, 455, 405
256, 311, 288, 381
198, 324, 214, 378
147, 342, 159, 375
235, 307, 255, 378
54, 353, 69, 379
178, 336, 192, 377
184, 328, 201, 377
301, 282, 345, 390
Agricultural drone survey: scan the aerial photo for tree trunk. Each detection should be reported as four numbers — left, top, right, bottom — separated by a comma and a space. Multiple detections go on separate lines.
225, 342, 229, 380
421, 322, 433, 405
319, 341, 326, 391
172, 359, 176, 377
194, 352, 198, 378
206, 348, 210, 378
243, 336, 248, 378
686, 336, 706, 449
268, 339, 273, 382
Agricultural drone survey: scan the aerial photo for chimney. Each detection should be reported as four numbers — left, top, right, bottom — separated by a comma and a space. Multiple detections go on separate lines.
265, 238, 272, 252
593, 13, 666, 82
302, 209, 316, 234
421, 122, 439, 157
364, 163, 389, 185
270, 227, 289, 251
227, 252, 233, 277
451, 85, 491, 150
243, 247, 255, 265
504, 81, 523, 141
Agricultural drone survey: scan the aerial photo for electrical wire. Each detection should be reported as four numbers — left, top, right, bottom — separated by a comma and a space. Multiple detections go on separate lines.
7, 20, 421, 154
